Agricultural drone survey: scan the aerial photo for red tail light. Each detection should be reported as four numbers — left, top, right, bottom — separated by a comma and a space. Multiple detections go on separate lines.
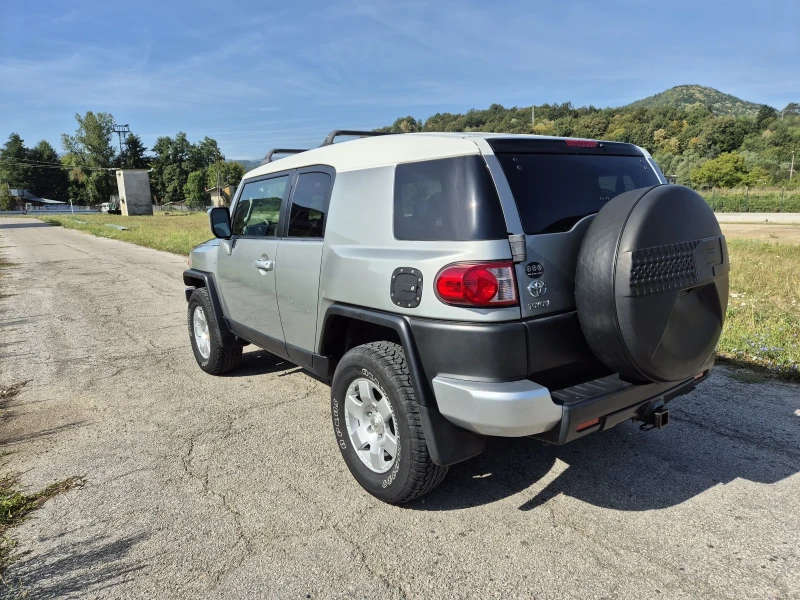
435, 262, 518, 307
565, 139, 597, 148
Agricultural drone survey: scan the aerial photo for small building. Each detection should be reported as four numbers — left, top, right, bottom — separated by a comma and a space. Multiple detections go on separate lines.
9, 189, 66, 210
208, 185, 237, 207
116, 169, 153, 216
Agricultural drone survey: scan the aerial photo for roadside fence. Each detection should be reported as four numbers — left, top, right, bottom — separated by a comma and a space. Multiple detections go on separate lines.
702, 187, 800, 213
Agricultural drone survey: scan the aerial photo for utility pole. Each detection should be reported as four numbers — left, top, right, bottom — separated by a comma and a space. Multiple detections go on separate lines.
112, 122, 131, 164
531, 105, 535, 127
790, 151, 795, 180
216, 150, 222, 207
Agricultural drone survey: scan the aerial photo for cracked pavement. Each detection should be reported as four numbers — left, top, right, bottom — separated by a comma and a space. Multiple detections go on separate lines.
0, 218, 798, 599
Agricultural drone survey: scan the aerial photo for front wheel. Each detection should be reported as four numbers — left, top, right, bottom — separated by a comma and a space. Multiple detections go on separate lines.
331, 341, 448, 504
187, 288, 242, 375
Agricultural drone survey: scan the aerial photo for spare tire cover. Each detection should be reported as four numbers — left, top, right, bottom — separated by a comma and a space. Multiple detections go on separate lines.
575, 184, 729, 383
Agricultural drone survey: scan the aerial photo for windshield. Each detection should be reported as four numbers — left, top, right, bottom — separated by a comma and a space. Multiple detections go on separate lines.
495, 153, 661, 234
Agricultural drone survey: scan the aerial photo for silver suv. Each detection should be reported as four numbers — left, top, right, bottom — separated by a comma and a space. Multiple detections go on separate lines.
184, 130, 730, 503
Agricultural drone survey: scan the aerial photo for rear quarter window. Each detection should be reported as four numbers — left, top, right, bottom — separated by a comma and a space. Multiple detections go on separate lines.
393, 155, 507, 241
496, 153, 660, 234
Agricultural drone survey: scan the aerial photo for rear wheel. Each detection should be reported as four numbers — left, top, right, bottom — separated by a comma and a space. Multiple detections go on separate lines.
331, 341, 448, 504
187, 288, 242, 375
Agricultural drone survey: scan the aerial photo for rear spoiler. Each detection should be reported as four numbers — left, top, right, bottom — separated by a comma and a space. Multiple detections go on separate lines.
487, 138, 644, 156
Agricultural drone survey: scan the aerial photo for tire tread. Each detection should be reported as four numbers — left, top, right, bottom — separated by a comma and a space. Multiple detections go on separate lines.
188, 288, 242, 375
352, 341, 447, 503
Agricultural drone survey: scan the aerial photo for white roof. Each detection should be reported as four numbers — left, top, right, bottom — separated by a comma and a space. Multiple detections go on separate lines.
243, 132, 650, 180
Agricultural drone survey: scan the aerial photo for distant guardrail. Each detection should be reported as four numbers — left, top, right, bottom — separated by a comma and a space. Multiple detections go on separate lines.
1, 209, 100, 215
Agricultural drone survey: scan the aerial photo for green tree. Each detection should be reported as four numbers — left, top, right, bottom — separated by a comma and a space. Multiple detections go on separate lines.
690, 152, 762, 188
28, 140, 69, 200
192, 136, 222, 171
119, 134, 149, 169
698, 115, 748, 155
377, 116, 422, 133
756, 105, 777, 130
149, 133, 226, 205
184, 170, 208, 207
0, 133, 32, 191
206, 161, 245, 189
61, 112, 116, 205
0, 184, 12, 210
150, 133, 194, 205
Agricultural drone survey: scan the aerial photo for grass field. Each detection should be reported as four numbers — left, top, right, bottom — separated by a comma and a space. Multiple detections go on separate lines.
7, 213, 800, 380
36, 212, 212, 255
718, 239, 799, 379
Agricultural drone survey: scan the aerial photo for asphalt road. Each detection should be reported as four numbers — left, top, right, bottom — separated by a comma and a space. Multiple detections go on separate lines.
1, 218, 798, 599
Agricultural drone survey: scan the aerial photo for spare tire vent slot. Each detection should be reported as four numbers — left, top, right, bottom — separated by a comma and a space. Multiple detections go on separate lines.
629, 240, 700, 297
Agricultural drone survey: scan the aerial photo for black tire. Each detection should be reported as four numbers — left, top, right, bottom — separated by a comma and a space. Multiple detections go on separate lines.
331, 341, 448, 504
576, 184, 729, 383
187, 288, 242, 375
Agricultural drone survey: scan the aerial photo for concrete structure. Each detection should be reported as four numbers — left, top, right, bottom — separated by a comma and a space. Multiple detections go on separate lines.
116, 169, 153, 216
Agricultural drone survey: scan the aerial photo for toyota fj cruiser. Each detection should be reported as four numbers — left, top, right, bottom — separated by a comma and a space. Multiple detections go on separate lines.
184, 130, 729, 504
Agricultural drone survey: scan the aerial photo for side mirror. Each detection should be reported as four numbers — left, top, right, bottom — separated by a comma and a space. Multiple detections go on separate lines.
209, 207, 232, 239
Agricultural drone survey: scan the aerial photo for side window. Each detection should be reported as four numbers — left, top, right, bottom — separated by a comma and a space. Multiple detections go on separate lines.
286, 172, 332, 238
393, 155, 507, 241
231, 175, 290, 236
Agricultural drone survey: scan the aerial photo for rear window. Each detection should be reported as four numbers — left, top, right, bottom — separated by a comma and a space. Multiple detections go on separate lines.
495, 153, 660, 234
393, 155, 507, 241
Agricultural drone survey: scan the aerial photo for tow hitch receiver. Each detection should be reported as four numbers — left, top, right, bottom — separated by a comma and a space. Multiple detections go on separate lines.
639, 406, 670, 431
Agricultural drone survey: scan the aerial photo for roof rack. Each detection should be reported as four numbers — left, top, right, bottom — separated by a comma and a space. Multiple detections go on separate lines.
321, 130, 395, 146
261, 148, 308, 165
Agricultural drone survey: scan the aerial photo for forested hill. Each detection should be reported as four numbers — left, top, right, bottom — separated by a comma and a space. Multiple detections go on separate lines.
378, 86, 800, 189
626, 85, 762, 116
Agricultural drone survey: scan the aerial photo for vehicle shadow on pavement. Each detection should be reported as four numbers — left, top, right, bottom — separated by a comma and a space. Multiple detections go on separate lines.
411, 392, 800, 512
5, 531, 149, 599
223, 349, 295, 378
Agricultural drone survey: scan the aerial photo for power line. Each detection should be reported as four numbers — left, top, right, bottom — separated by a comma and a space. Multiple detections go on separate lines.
0, 155, 71, 167
0, 157, 114, 172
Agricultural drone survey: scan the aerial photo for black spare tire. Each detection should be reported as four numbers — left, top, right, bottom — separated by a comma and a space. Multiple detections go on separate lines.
575, 184, 729, 383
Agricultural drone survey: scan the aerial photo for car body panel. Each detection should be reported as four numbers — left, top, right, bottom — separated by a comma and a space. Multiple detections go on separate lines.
275, 239, 325, 353
216, 237, 285, 346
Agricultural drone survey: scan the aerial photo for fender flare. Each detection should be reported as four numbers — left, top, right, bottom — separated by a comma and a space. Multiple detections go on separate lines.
183, 269, 245, 348
320, 304, 486, 466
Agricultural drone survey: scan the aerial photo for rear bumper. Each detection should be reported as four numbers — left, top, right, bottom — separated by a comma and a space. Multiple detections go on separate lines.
532, 365, 712, 444
432, 361, 713, 441
432, 376, 562, 437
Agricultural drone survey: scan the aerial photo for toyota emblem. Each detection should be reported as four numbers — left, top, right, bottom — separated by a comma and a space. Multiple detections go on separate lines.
528, 280, 547, 298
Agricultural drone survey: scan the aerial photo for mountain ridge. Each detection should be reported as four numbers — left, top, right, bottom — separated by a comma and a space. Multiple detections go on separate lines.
625, 84, 764, 116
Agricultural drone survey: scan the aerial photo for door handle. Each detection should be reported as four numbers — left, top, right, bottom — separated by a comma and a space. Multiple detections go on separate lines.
254, 258, 274, 272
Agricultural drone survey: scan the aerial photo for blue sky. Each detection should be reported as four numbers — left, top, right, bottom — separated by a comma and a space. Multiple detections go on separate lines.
2, 0, 798, 159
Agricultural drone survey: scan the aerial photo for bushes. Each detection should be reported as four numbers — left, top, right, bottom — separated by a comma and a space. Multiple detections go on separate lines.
701, 188, 800, 212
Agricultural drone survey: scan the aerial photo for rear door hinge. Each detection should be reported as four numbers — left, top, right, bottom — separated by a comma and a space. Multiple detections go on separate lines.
508, 234, 526, 263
